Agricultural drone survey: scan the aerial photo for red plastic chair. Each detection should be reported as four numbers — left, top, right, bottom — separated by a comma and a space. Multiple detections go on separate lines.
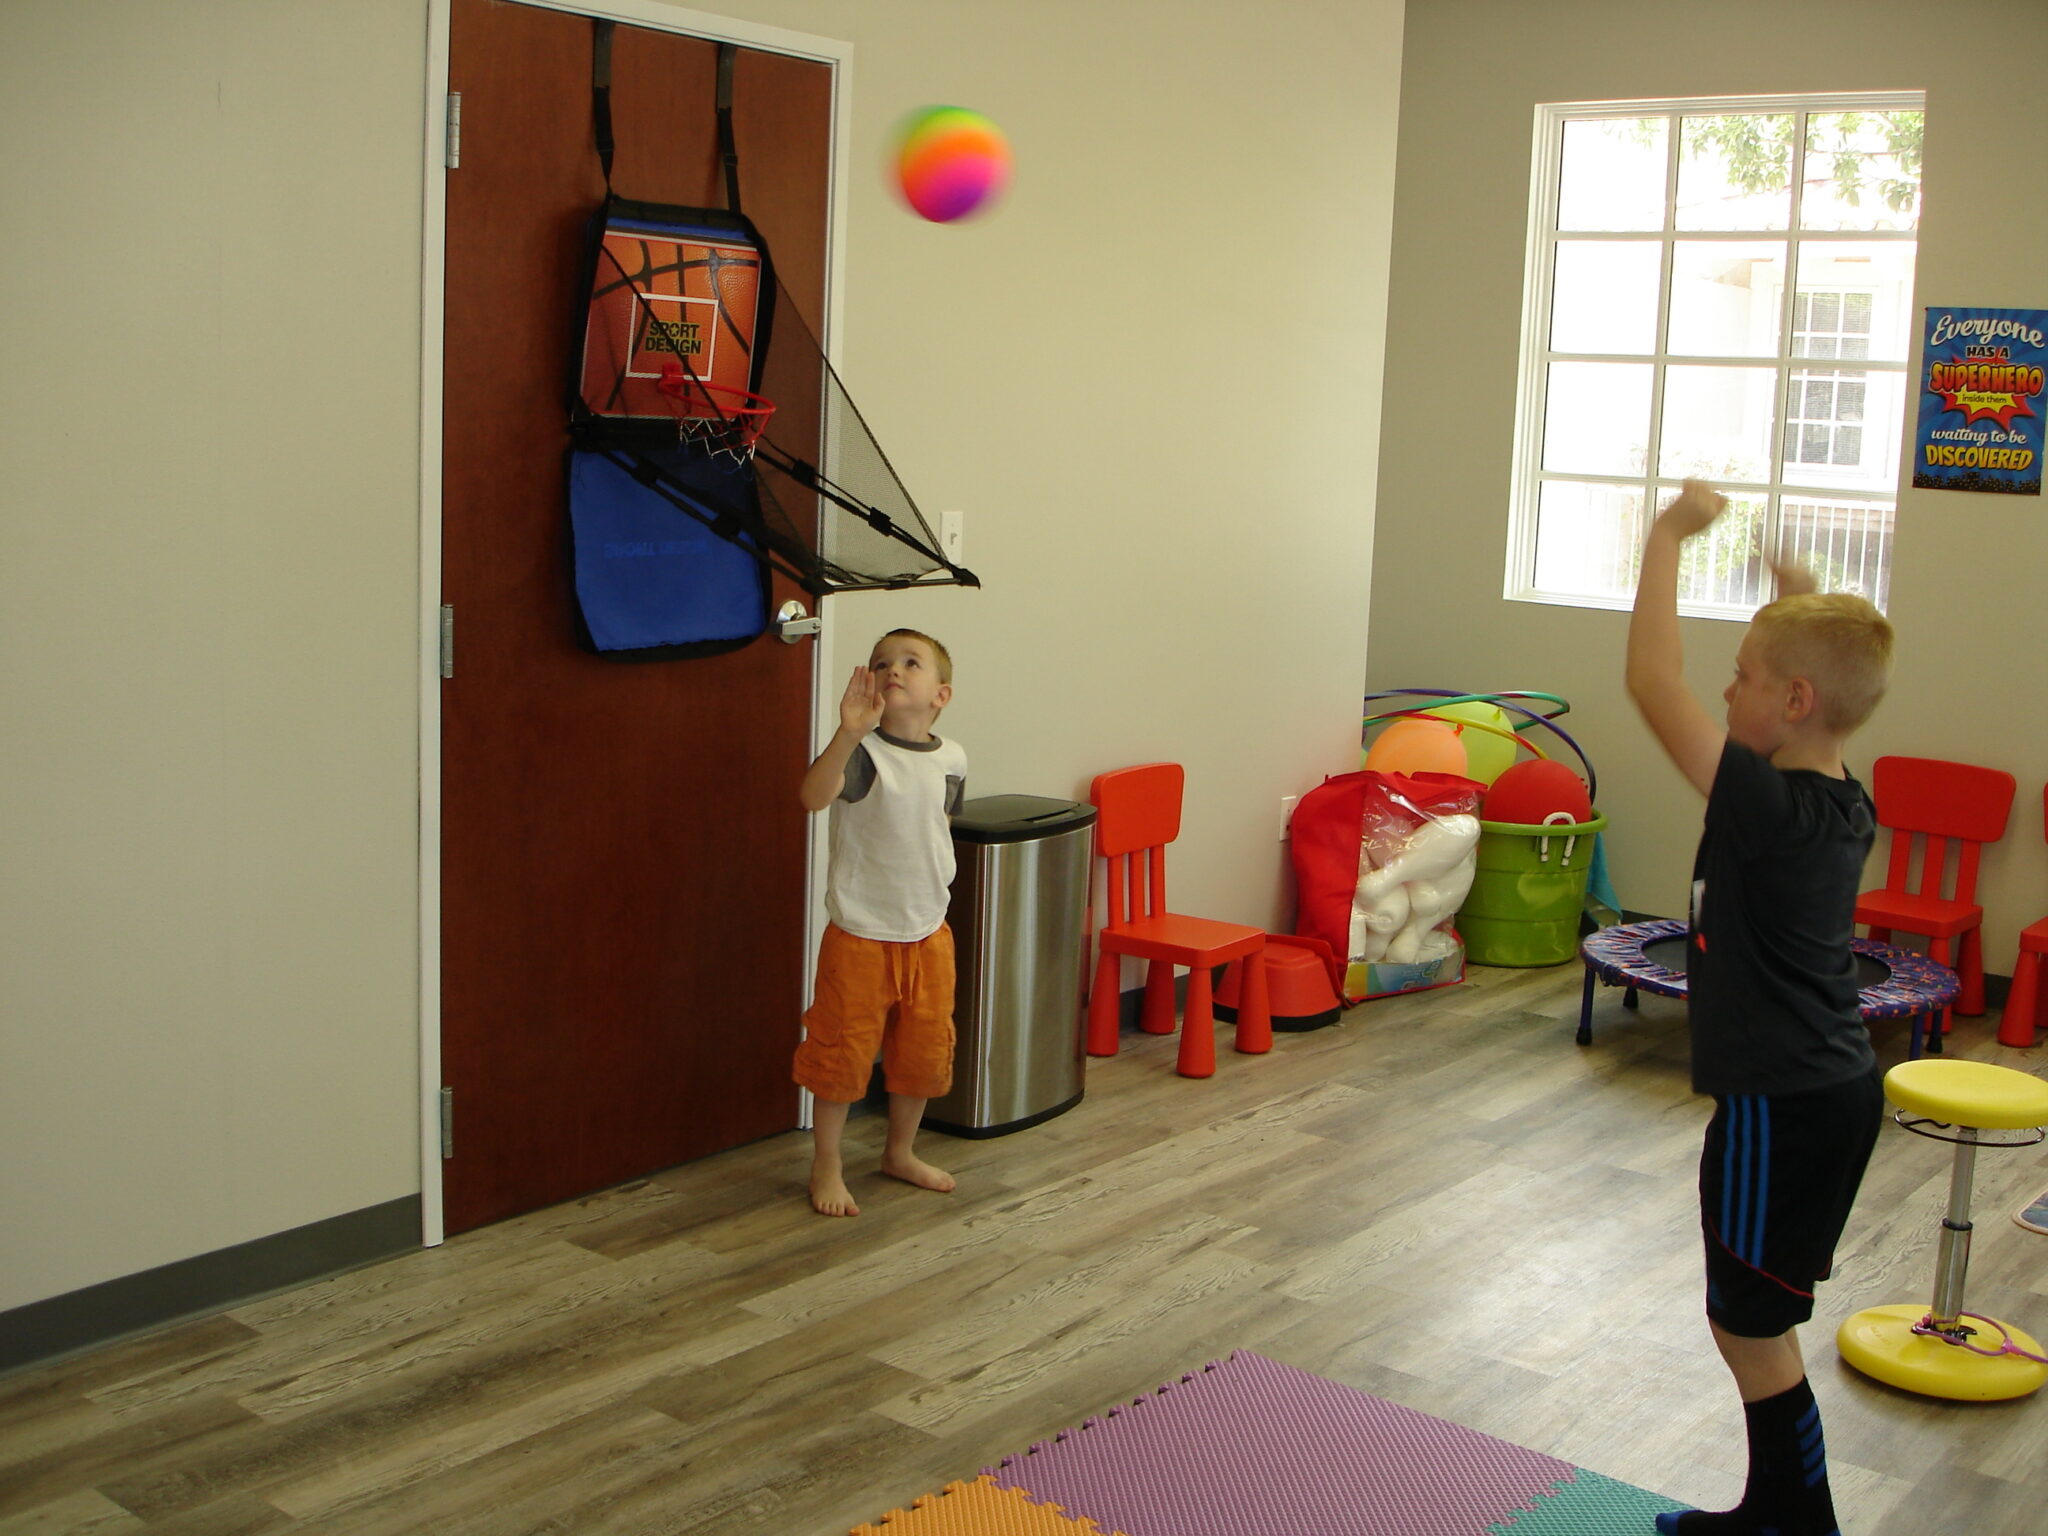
1086, 764, 1271, 1078
1856, 756, 2016, 1028
1996, 784, 2047, 1049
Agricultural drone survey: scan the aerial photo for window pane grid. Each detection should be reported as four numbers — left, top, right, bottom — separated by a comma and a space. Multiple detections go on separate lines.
1515, 96, 1920, 616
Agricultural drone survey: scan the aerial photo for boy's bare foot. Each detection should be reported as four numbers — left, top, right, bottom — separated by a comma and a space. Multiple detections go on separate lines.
880, 1152, 956, 1194
810, 1168, 860, 1217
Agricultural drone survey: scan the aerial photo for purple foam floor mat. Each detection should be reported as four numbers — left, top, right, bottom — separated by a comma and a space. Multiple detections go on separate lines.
983, 1350, 1585, 1536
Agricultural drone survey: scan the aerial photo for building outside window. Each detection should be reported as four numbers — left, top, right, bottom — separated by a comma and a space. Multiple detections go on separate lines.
1508, 94, 1922, 616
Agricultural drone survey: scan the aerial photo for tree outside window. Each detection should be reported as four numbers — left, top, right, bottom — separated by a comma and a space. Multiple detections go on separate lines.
1511, 95, 1921, 617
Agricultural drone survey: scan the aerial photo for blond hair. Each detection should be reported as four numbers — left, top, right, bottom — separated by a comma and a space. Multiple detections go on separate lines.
1748, 593, 1893, 733
876, 628, 952, 684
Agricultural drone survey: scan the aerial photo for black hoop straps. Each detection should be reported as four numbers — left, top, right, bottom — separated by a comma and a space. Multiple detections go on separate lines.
591, 20, 616, 191
592, 25, 743, 215
716, 43, 742, 214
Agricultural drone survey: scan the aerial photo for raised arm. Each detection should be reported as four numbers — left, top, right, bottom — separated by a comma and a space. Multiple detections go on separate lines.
1625, 480, 1727, 797
1768, 543, 1819, 598
800, 666, 883, 812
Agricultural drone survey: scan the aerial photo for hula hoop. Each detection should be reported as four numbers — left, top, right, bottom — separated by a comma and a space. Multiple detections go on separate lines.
1362, 689, 1597, 802
1366, 688, 1573, 728
1363, 709, 1548, 760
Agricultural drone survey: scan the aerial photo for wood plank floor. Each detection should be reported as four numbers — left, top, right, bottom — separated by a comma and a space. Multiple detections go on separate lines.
4, 962, 2047, 1534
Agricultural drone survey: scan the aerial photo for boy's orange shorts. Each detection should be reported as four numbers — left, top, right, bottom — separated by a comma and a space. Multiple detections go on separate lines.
793, 922, 955, 1104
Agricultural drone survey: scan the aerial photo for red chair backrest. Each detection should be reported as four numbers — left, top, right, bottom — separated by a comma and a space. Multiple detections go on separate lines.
1871, 756, 2015, 840
1871, 755, 2016, 906
1091, 763, 1184, 924
1092, 764, 1184, 857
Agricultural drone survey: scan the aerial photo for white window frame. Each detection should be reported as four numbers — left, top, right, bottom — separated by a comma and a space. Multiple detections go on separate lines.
1506, 91, 1923, 620
1786, 286, 1877, 476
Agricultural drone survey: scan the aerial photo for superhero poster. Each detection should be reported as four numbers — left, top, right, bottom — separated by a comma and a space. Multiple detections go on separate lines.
1912, 306, 2045, 495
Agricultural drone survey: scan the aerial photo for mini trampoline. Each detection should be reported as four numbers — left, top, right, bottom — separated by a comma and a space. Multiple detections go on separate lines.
1578, 918, 1961, 1058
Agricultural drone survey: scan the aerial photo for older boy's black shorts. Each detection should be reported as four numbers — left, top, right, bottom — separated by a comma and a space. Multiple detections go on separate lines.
1698, 1066, 1883, 1338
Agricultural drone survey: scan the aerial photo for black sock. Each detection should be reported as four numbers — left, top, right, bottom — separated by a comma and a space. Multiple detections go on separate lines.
1654, 1379, 1840, 1536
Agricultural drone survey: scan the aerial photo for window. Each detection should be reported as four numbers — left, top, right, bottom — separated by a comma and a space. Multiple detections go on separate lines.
1509, 95, 1922, 617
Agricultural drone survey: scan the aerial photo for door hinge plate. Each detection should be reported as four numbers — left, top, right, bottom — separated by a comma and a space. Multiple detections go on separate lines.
445, 92, 462, 169
439, 1086, 454, 1159
439, 604, 454, 678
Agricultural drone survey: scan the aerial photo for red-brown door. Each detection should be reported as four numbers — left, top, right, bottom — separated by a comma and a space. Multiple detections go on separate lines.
440, 0, 829, 1233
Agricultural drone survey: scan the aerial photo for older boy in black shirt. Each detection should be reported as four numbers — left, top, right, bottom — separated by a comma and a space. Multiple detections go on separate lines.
1627, 481, 1894, 1536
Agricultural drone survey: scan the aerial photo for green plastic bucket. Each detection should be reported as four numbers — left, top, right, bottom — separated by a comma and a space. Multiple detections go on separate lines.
1458, 813, 1607, 967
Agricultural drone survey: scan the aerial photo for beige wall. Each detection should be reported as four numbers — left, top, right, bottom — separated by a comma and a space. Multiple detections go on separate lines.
0, 0, 1406, 1311
1, 2, 428, 1312
1373, 2, 2047, 965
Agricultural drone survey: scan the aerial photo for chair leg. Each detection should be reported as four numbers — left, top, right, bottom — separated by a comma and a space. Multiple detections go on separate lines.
1233, 949, 1272, 1055
1929, 936, 1956, 1035
1957, 927, 1986, 1017
1087, 948, 1123, 1057
1999, 950, 2042, 1049
1909, 1010, 1925, 1060
1577, 964, 1596, 1046
1141, 962, 1177, 1034
1178, 964, 1216, 1078
1867, 925, 1893, 944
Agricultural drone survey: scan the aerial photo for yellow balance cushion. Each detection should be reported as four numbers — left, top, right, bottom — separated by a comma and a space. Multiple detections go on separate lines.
1885, 1059, 2048, 1131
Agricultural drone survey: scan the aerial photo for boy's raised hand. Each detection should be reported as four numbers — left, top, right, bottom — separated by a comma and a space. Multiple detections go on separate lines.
1769, 546, 1820, 597
1629, 477, 1727, 797
839, 665, 884, 735
1657, 477, 1728, 539
800, 666, 884, 812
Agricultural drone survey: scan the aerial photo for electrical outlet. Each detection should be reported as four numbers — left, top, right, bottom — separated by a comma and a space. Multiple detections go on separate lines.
1279, 794, 1299, 841
939, 509, 965, 563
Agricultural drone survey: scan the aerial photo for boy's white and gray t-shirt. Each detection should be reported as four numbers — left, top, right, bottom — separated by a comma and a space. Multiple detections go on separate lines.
827, 729, 968, 942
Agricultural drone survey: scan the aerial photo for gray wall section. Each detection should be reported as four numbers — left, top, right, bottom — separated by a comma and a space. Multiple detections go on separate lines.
1371, 0, 2048, 950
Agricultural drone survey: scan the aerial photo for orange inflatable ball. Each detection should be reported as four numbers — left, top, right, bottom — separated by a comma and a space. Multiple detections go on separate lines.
1365, 718, 1468, 778
1483, 758, 1593, 825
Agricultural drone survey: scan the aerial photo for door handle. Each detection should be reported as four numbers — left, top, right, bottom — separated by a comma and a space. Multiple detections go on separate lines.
775, 599, 822, 644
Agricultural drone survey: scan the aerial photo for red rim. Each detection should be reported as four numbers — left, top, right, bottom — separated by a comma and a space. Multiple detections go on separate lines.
655, 366, 776, 445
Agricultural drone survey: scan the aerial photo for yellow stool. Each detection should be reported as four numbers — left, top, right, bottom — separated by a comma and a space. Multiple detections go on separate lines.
1837, 1059, 2048, 1400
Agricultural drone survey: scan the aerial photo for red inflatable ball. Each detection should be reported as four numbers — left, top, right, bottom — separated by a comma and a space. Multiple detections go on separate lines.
1482, 758, 1593, 825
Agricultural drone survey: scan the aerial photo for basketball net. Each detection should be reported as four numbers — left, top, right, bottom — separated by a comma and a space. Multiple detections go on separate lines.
655, 360, 774, 464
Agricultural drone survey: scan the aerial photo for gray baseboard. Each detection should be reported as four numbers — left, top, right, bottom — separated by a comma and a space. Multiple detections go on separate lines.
0, 1195, 421, 1376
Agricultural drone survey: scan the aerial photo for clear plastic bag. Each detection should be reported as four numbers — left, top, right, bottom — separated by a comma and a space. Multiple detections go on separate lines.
1345, 772, 1482, 999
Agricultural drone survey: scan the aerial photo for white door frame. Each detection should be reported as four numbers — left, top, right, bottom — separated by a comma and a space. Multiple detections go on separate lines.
417, 0, 850, 1247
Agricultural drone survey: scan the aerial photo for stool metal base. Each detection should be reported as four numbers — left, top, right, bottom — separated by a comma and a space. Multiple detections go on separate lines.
1838, 1304, 2048, 1400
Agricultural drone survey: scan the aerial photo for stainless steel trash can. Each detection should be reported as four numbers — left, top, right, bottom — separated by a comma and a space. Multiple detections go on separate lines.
924, 794, 1097, 1138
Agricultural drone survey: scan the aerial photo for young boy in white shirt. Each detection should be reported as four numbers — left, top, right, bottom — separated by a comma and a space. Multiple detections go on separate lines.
795, 629, 967, 1217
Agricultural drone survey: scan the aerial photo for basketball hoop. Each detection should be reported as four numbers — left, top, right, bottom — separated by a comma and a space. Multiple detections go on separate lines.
656, 362, 775, 463
570, 196, 975, 596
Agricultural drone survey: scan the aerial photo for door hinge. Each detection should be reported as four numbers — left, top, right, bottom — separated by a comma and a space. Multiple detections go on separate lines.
439, 604, 455, 678
445, 92, 462, 169
439, 1086, 455, 1159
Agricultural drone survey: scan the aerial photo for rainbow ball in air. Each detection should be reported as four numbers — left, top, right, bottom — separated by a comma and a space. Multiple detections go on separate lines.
893, 106, 1011, 223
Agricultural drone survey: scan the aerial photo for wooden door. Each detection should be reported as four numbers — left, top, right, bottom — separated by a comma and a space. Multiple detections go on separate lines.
441, 0, 829, 1234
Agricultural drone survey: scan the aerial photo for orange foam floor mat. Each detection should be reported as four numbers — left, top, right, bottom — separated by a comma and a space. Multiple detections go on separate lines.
851, 1475, 1126, 1536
